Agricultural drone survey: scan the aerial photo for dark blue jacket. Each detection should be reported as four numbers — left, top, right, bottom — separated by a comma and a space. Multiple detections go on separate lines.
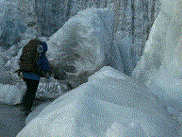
23, 42, 51, 80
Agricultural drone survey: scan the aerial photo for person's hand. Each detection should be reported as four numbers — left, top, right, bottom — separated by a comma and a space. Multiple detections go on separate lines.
18, 71, 23, 78
45, 72, 51, 78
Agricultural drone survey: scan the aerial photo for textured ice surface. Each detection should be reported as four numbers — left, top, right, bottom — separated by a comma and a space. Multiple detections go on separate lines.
132, 0, 182, 110
17, 66, 179, 137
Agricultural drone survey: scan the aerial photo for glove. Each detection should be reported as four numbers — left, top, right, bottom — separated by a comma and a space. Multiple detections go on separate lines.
18, 71, 23, 78
45, 72, 51, 78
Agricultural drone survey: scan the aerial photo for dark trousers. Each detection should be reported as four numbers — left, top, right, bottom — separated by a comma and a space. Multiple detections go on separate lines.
22, 78, 39, 111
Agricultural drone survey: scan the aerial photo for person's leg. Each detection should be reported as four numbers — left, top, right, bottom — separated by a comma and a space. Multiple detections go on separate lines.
22, 78, 39, 111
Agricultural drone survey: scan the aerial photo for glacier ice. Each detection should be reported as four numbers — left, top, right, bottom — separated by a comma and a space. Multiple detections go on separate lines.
132, 0, 182, 109
47, 7, 136, 88
16, 66, 180, 137
0, 83, 24, 104
47, 8, 113, 88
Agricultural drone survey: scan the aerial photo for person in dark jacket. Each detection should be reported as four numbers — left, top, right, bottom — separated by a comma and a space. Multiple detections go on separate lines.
20, 40, 52, 115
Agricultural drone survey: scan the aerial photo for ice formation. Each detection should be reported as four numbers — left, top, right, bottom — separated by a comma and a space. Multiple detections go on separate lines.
0, 83, 24, 104
132, 0, 182, 109
16, 66, 180, 137
0, 0, 36, 48
47, 7, 128, 88
1, 1, 182, 136
0, 7, 134, 105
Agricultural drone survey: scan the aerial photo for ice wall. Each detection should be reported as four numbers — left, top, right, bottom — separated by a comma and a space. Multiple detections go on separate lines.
132, 0, 182, 108
47, 8, 126, 88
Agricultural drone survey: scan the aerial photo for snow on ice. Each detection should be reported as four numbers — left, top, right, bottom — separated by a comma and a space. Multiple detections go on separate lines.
17, 66, 180, 137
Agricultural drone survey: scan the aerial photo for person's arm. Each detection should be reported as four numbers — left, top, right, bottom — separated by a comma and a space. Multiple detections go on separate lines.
37, 54, 52, 77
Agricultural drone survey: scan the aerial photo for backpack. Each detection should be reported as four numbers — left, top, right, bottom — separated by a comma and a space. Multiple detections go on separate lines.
18, 39, 43, 74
